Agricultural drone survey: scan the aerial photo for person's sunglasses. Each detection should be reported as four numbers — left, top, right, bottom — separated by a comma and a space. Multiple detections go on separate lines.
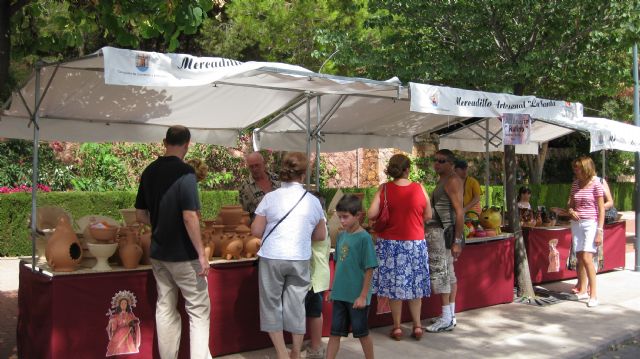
434, 158, 448, 164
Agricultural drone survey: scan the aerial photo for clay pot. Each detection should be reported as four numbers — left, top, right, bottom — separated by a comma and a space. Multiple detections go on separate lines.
211, 225, 224, 257
218, 205, 243, 227
46, 216, 83, 272
240, 211, 250, 226
119, 228, 142, 269
220, 233, 243, 260
202, 231, 215, 261
139, 227, 152, 265
243, 236, 261, 258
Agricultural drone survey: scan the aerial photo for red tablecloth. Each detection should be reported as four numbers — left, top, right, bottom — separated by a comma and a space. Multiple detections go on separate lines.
18, 236, 515, 358
524, 221, 626, 284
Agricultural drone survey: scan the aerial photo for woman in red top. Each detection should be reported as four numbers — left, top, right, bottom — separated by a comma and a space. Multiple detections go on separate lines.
368, 154, 432, 340
567, 156, 604, 308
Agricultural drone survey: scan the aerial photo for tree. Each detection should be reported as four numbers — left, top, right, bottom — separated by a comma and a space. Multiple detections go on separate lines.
196, 0, 371, 73
2, 0, 220, 100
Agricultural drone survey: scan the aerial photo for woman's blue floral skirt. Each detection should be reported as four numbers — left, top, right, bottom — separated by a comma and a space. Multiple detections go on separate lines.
373, 238, 431, 300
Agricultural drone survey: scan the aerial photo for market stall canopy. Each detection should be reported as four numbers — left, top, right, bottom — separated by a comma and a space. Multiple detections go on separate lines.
254, 83, 583, 154
580, 117, 640, 153
0, 47, 401, 146
410, 83, 583, 154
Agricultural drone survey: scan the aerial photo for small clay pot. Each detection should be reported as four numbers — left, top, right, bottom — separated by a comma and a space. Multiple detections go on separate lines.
220, 233, 243, 260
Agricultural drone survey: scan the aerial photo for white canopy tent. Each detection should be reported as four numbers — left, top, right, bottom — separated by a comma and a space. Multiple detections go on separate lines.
253, 83, 584, 154
0, 47, 401, 146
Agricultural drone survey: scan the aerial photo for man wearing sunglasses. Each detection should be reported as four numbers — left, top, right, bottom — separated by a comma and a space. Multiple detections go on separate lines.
426, 149, 465, 333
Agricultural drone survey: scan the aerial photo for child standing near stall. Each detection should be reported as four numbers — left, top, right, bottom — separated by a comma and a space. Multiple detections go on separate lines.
326, 195, 378, 359
304, 192, 331, 359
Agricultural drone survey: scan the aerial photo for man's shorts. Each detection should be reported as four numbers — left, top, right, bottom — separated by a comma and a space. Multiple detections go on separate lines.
426, 227, 457, 294
330, 300, 370, 338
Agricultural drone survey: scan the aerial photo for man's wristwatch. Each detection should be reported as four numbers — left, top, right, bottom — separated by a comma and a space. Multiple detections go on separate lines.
454, 237, 463, 244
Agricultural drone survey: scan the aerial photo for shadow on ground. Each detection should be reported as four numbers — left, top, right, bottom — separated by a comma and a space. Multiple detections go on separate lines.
0, 290, 18, 359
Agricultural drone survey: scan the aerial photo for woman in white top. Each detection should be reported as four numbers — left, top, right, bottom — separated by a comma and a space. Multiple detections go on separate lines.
251, 152, 326, 359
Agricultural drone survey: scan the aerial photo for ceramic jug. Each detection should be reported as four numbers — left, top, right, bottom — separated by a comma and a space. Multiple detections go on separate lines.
119, 227, 142, 269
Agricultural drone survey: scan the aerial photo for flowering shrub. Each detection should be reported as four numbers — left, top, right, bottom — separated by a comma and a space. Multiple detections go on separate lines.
0, 184, 51, 194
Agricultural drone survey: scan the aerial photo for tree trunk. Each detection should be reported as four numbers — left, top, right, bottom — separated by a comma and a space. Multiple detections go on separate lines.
525, 141, 549, 184
505, 144, 535, 298
0, 0, 11, 100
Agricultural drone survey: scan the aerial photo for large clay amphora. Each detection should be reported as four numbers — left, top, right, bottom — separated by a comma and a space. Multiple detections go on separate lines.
46, 216, 83, 272
139, 226, 152, 265
119, 228, 142, 269
219, 205, 243, 227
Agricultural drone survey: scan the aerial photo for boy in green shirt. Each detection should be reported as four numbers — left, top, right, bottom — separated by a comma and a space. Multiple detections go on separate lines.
326, 195, 378, 359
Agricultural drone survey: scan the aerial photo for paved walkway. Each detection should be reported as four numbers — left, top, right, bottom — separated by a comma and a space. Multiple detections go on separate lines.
1, 214, 638, 358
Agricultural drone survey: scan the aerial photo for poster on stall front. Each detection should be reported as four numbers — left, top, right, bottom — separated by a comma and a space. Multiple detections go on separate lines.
501, 113, 532, 145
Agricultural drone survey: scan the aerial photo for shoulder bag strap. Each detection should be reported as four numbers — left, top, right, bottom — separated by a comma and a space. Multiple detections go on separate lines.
261, 190, 308, 246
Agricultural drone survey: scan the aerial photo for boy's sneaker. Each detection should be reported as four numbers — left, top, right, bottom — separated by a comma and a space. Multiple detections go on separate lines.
430, 316, 457, 327
304, 347, 325, 359
426, 318, 455, 332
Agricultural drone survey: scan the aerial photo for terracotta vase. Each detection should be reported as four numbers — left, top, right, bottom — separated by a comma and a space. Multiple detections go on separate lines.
211, 224, 224, 257
139, 227, 152, 265
243, 236, 261, 258
202, 231, 215, 261
240, 211, 250, 226
218, 205, 243, 227
220, 232, 244, 260
45, 216, 83, 272
119, 228, 142, 269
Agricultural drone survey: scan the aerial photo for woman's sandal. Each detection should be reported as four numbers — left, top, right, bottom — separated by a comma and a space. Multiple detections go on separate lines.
389, 327, 403, 341
411, 326, 424, 340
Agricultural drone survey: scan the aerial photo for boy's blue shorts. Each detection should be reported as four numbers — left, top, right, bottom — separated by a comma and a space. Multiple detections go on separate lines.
330, 300, 370, 338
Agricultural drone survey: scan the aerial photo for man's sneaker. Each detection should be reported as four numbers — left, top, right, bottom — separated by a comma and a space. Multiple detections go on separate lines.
430, 316, 457, 327
304, 347, 325, 359
426, 317, 455, 332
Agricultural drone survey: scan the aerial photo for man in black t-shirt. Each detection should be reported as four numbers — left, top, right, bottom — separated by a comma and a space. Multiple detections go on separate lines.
135, 125, 211, 359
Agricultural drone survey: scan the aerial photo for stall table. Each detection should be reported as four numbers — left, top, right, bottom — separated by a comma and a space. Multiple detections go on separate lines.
18, 236, 514, 358
523, 221, 626, 284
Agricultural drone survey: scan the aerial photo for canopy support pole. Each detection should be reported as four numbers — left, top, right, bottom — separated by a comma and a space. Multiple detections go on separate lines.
633, 43, 640, 272
30, 61, 43, 272
305, 94, 312, 189
485, 118, 490, 208
315, 96, 322, 190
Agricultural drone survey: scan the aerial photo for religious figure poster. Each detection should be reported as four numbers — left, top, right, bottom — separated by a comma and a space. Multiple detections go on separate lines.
501, 113, 532, 145
106, 290, 141, 357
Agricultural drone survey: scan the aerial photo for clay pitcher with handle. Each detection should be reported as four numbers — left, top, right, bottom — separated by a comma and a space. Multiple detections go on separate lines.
119, 227, 143, 269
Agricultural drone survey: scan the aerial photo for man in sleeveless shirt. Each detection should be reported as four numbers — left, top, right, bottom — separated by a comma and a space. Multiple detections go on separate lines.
135, 126, 212, 358
426, 149, 465, 332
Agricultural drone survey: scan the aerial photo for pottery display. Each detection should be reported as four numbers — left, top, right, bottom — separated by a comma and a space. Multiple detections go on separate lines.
118, 227, 142, 269
240, 211, 250, 226
45, 216, 83, 272
218, 205, 243, 227
120, 208, 138, 226
138, 226, 152, 265
211, 224, 224, 256
87, 242, 118, 271
203, 232, 215, 261
220, 232, 243, 260
90, 226, 119, 242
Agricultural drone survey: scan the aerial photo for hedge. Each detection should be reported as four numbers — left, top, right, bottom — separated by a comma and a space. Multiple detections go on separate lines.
1, 183, 635, 256
0, 191, 238, 257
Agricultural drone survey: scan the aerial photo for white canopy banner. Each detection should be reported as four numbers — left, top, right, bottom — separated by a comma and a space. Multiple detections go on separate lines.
581, 117, 640, 153
103, 46, 310, 87
409, 83, 583, 122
